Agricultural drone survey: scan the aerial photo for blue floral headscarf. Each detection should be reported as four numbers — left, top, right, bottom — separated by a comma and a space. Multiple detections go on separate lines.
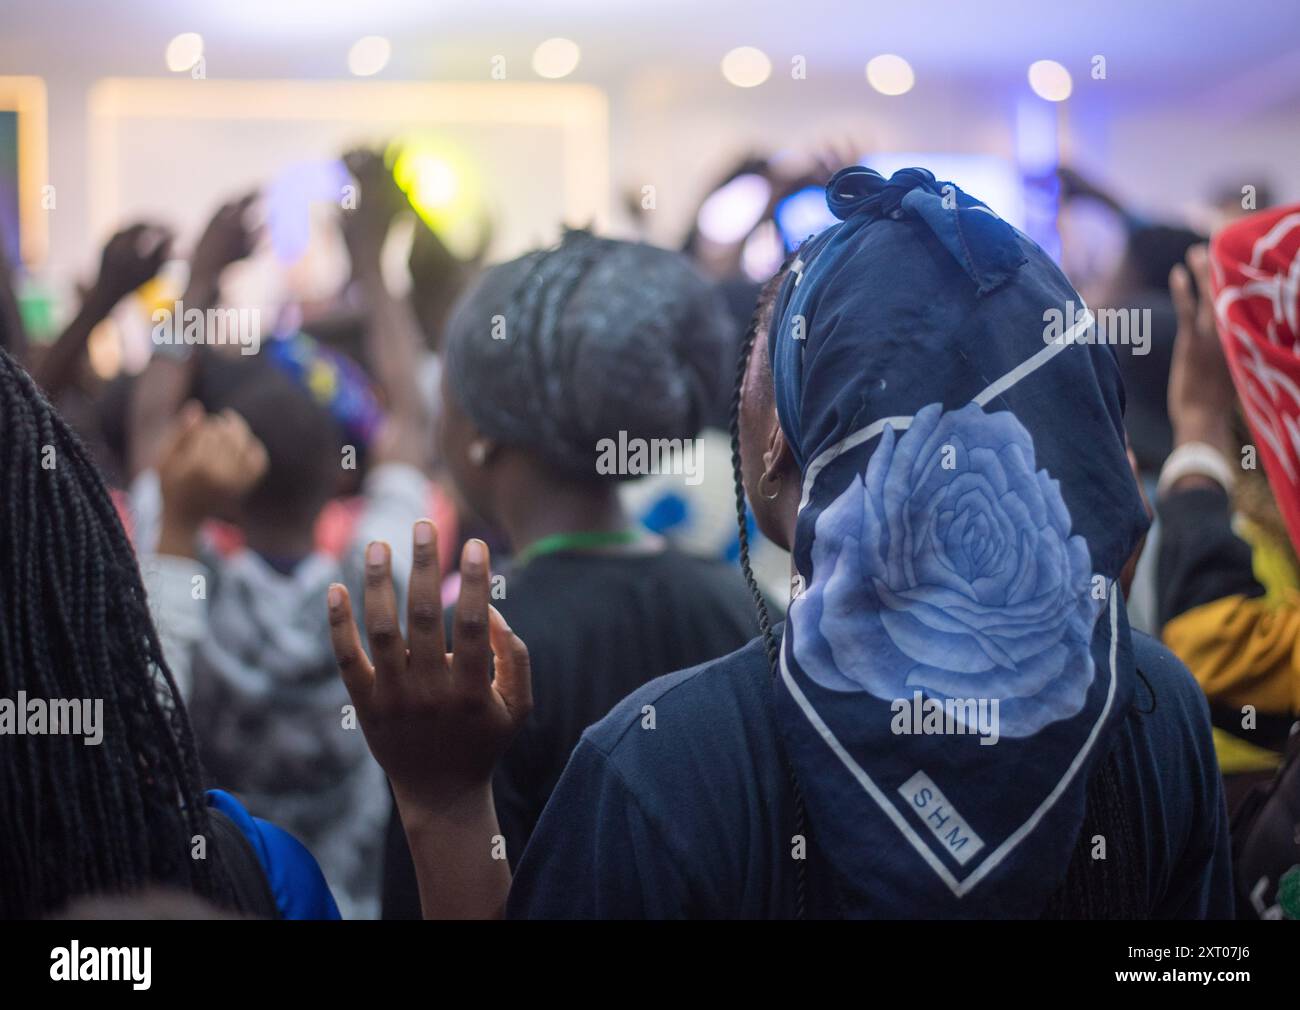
770, 167, 1148, 917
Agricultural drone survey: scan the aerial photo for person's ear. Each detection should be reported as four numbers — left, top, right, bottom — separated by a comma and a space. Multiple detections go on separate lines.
757, 414, 797, 503
762, 415, 796, 483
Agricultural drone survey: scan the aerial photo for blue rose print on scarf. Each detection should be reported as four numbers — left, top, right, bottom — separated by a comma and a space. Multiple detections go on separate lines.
790, 402, 1102, 738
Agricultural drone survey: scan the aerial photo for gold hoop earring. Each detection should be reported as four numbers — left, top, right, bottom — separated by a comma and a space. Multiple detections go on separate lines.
759, 472, 782, 501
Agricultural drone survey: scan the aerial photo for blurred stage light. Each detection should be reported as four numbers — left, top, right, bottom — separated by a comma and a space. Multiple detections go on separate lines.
407, 156, 457, 208
696, 173, 771, 244
1027, 60, 1072, 102
742, 220, 785, 282
532, 38, 581, 79
267, 159, 352, 263
348, 36, 391, 77
721, 47, 771, 88
387, 137, 483, 258
775, 185, 837, 249
865, 54, 914, 96
165, 33, 204, 73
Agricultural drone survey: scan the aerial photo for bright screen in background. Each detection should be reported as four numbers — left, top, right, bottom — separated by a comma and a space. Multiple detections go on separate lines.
774, 185, 836, 249
866, 153, 1026, 231
0, 111, 19, 264
773, 153, 1027, 253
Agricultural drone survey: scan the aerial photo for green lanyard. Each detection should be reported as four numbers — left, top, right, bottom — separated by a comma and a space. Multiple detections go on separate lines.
513, 529, 643, 567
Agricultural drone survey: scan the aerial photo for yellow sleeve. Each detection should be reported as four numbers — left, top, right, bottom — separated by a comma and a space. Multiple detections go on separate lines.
1162, 592, 1300, 717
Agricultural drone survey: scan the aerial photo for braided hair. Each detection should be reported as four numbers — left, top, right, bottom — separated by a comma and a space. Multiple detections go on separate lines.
727, 265, 813, 918
0, 349, 235, 917
727, 272, 1148, 919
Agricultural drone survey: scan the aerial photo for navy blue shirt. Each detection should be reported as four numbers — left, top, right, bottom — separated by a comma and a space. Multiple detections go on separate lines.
508, 629, 1233, 918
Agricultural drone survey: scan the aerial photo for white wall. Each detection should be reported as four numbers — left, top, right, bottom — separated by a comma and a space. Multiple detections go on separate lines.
21, 66, 1300, 306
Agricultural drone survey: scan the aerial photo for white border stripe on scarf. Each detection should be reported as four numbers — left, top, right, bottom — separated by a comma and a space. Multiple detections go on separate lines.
779, 587, 1119, 899
796, 307, 1094, 512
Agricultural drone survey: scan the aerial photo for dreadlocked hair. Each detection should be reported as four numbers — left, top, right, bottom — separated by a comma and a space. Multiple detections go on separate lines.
729, 268, 1149, 920
728, 264, 813, 919
0, 349, 235, 917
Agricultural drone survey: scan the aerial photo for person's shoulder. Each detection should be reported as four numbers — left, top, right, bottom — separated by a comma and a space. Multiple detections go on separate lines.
1124, 632, 1234, 918
580, 633, 773, 763
653, 548, 766, 611
1122, 630, 1221, 809
657, 547, 751, 582
205, 789, 341, 920
1130, 629, 1213, 726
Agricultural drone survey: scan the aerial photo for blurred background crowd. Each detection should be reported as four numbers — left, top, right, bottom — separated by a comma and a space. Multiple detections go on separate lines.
1, 2, 1299, 922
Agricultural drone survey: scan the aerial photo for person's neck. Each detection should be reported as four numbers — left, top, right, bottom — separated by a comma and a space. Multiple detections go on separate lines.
493, 472, 631, 557
243, 514, 318, 564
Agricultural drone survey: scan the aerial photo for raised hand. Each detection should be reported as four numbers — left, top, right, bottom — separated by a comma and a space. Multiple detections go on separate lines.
1168, 244, 1235, 456
327, 525, 532, 814
33, 222, 172, 399
92, 222, 174, 310
187, 193, 261, 309
341, 148, 410, 272
156, 403, 269, 556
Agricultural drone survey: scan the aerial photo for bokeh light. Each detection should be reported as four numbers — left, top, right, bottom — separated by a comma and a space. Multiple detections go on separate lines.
866, 54, 915, 96
348, 36, 391, 77
721, 47, 771, 88
532, 38, 581, 79
165, 33, 204, 73
1027, 60, 1073, 102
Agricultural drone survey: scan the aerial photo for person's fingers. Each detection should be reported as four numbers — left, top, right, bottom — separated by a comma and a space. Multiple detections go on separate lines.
178, 399, 205, 426
228, 425, 268, 486
194, 416, 228, 464
327, 582, 375, 702
114, 222, 148, 247
219, 407, 255, 447
1170, 263, 1195, 333
158, 401, 205, 465
137, 225, 172, 261
363, 541, 407, 681
1186, 245, 1216, 331
147, 234, 174, 270
451, 539, 492, 694
206, 411, 264, 485
488, 605, 532, 723
406, 520, 448, 677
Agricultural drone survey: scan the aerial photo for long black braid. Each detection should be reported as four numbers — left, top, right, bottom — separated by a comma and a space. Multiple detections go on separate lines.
728, 266, 813, 919
0, 349, 235, 917
728, 271, 1148, 920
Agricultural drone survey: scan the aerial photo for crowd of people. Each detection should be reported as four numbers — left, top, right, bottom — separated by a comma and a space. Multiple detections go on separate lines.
0, 143, 1297, 920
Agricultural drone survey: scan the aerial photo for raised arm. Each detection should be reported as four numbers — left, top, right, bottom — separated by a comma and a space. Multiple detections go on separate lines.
341, 150, 430, 471
34, 223, 172, 399
327, 524, 532, 919
127, 195, 259, 480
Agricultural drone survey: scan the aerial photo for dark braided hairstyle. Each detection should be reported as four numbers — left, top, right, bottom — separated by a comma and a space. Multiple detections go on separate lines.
728, 271, 1148, 920
727, 265, 813, 918
0, 348, 235, 917
443, 228, 732, 482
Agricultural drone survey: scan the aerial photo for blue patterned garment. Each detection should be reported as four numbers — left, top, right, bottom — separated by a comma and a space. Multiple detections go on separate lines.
770, 167, 1149, 917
